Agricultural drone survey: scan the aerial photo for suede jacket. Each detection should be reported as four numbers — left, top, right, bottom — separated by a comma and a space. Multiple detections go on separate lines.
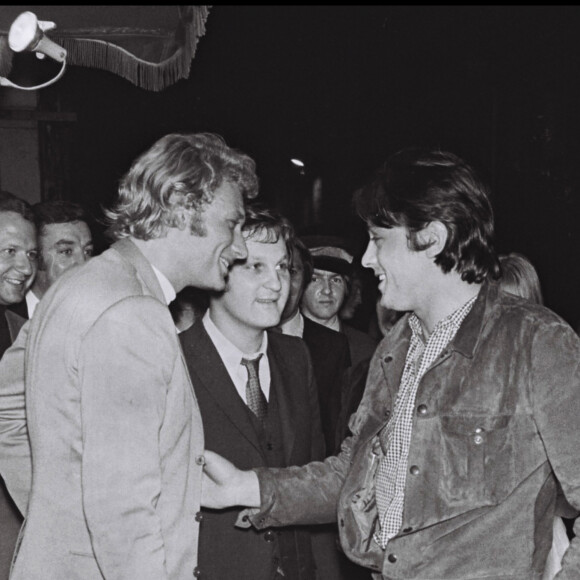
252, 281, 580, 579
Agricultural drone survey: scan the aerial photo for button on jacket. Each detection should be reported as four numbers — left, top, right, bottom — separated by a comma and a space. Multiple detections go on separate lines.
252, 281, 580, 580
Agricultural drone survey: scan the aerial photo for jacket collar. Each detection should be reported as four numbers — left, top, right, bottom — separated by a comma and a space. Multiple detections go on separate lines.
448, 280, 496, 358
378, 280, 494, 382
110, 238, 166, 304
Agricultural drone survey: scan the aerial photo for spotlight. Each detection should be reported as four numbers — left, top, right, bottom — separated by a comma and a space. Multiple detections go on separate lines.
0, 11, 67, 90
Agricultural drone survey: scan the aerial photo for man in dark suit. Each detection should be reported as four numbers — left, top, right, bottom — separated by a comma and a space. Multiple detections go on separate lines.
277, 238, 351, 457
0, 191, 37, 580
300, 236, 378, 449
180, 205, 337, 580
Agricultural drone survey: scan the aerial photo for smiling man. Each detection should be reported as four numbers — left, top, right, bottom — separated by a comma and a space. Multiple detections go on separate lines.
6, 201, 93, 320
0, 191, 37, 580
202, 148, 580, 580
180, 205, 338, 580
0, 194, 37, 312
29, 201, 93, 308
10, 133, 258, 580
0, 202, 93, 534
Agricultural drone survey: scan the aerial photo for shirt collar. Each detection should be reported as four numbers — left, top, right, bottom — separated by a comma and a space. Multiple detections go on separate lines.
26, 291, 40, 318
203, 310, 268, 363
409, 293, 478, 344
151, 265, 176, 305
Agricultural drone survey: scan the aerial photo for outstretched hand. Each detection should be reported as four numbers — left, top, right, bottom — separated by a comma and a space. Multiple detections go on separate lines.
201, 450, 261, 509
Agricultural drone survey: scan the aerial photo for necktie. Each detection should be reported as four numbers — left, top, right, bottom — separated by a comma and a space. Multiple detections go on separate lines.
241, 355, 268, 422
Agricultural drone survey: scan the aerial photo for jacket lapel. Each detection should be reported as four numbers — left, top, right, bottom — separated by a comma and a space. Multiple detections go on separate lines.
180, 322, 263, 454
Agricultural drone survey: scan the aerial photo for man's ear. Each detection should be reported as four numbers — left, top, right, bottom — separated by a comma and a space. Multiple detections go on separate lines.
168, 190, 194, 231
171, 205, 193, 231
420, 221, 448, 259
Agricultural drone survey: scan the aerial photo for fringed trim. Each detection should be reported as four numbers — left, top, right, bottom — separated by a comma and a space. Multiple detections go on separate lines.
0, 36, 14, 77
55, 5, 211, 92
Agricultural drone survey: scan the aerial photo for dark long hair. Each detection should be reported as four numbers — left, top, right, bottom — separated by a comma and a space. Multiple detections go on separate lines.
354, 148, 500, 283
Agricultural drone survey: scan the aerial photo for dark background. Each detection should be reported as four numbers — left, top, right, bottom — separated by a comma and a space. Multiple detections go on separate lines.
32, 6, 580, 326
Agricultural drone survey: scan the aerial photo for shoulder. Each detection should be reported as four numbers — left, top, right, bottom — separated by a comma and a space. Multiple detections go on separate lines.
178, 319, 208, 351
268, 330, 309, 357
38, 248, 150, 324
303, 316, 349, 346
490, 289, 574, 336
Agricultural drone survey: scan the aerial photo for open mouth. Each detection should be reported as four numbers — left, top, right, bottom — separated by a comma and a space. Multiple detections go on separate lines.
257, 298, 279, 304
5, 278, 27, 286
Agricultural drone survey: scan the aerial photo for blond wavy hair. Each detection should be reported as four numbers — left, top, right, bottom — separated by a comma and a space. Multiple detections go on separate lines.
105, 133, 258, 240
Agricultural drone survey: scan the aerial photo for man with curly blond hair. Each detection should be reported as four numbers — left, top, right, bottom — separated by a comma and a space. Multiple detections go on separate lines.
11, 133, 258, 580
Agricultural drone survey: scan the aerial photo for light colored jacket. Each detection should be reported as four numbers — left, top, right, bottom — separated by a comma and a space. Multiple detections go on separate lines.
11, 239, 205, 580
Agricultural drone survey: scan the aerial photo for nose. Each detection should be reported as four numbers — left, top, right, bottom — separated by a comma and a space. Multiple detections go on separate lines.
320, 278, 332, 295
231, 228, 248, 261
15, 251, 33, 276
264, 267, 282, 292
361, 240, 375, 270
74, 250, 91, 266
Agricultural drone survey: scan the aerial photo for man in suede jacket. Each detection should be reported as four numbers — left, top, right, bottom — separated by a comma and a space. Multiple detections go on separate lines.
202, 148, 580, 580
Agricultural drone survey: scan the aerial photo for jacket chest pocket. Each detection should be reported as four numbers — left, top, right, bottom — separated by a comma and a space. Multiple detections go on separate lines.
439, 415, 515, 507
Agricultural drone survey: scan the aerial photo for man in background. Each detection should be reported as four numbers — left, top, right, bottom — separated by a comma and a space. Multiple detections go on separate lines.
301, 236, 378, 379
300, 236, 378, 448
277, 237, 351, 456
0, 201, 94, 523
0, 191, 37, 580
27, 201, 93, 316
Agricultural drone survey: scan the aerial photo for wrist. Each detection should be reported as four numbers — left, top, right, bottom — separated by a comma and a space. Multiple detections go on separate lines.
235, 469, 260, 507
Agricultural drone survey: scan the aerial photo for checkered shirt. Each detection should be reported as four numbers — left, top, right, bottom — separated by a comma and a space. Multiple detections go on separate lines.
374, 294, 477, 549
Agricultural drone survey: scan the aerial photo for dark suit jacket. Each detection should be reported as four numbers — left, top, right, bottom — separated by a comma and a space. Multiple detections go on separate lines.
0, 308, 26, 580
7, 299, 28, 322
180, 322, 327, 580
302, 316, 351, 456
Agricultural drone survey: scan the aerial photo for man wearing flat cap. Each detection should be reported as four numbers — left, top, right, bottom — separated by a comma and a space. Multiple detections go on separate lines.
300, 236, 378, 450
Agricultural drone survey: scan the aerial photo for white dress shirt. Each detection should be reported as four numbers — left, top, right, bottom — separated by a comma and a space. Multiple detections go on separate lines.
25, 291, 40, 319
151, 264, 176, 305
202, 311, 271, 402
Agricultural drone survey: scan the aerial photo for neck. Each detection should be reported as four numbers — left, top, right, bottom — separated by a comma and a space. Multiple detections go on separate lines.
415, 275, 481, 338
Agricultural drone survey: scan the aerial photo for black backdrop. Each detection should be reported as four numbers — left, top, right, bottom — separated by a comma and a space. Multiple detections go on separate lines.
34, 6, 580, 327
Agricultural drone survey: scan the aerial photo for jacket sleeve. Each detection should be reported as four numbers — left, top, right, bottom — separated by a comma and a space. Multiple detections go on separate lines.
78, 296, 175, 580
249, 427, 356, 529
531, 319, 580, 579
0, 322, 31, 515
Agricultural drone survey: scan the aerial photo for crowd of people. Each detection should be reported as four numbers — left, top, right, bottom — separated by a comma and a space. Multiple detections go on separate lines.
0, 133, 578, 580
